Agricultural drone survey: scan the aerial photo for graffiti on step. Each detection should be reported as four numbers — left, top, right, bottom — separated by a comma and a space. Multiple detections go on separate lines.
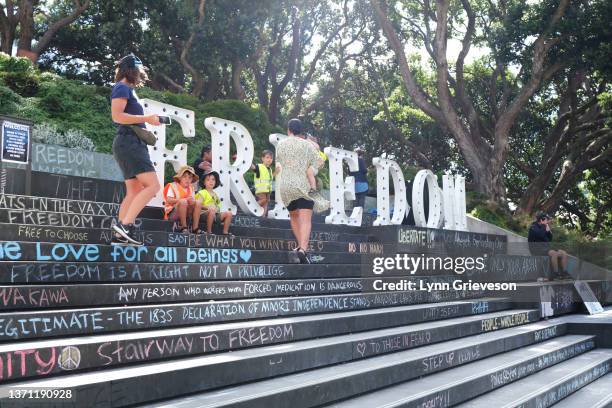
0, 287, 70, 308
0, 242, 253, 264
489, 340, 594, 388
0, 291, 482, 340
355, 330, 433, 358
480, 312, 532, 332
0, 322, 295, 381
347, 242, 384, 255
0, 194, 120, 215
4, 263, 290, 283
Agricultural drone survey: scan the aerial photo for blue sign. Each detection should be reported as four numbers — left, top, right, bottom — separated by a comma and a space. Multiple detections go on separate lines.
1, 120, 31, 164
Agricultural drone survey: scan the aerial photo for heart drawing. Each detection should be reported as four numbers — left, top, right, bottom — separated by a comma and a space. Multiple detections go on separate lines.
356, 342, 367, 357
239, 250, 252, 262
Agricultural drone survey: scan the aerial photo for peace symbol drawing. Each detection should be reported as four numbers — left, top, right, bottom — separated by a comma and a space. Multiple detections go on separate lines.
58, 346, 81, 371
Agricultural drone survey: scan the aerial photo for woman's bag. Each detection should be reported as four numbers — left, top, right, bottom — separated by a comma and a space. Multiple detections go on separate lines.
129, 125, 157, 146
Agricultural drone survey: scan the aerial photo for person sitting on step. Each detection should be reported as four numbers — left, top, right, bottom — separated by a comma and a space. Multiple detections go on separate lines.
250, 150, 276, 217
195, 170, 234, 236
163, 165, 202, 234
193, 144, 212, 181
528, 211, 570, 280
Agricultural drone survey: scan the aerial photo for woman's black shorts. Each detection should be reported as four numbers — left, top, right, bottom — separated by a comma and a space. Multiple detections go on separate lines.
286, 197, 314, 211
112, 126, 156, 180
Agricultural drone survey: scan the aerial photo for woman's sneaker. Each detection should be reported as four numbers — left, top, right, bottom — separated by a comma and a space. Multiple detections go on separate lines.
112, 222, 143, 246
111, 232, 129, 245
295, 248, 311, 264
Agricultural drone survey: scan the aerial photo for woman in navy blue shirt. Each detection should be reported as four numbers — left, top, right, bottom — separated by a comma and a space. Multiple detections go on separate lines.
110, 54, 161, 245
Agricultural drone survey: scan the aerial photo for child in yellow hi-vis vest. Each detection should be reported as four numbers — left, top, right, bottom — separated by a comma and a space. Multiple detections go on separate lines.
250, 150, 277, 216
195, 171, 233, 235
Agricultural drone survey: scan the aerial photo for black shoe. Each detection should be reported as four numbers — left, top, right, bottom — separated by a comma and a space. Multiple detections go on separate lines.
558, 270, 573, 280
296, 248, 311, 264
112, 222, 143, 245
111, 232, 129, 246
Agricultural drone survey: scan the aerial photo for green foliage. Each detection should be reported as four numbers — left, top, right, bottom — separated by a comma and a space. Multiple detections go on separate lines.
0, 53, 41, 96
0, 85, 22, 114
0, 54, 280, 161
468, 193, 527, 235
32, 123, 96, 151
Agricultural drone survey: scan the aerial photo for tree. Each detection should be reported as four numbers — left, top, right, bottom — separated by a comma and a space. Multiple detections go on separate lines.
513, 76, 611, 215
369, 0, 578, 203
0, 0, 90, 61
510, 0, 612, 216
38, 0, 149, 84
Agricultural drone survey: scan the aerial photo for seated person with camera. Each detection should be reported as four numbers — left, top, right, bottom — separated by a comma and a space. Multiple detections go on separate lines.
528, 211, 570, 280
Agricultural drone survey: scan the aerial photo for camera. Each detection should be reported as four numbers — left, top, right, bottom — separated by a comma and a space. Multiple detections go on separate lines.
158, 116, 172, 125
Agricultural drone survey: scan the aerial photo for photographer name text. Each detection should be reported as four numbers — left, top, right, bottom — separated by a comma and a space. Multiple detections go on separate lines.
373, 279, 517, 292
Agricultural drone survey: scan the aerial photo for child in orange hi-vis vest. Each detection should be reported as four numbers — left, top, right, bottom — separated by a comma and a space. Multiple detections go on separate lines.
163, 165, 203, 233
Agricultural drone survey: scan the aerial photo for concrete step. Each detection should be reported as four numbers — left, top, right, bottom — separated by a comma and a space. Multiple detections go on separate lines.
0, 307, 534, 382
75, 320, 570, 408
370, 223, 506, 246
0, 223, 384, 255
0, 193, 374, 233
0, 292, 505, 342
0, 276, 479, 310
0, 255, 550, 284
0, 315, 559, 408
456, 350, 612, 408
321, 335, 597, 408
552, 372, 612, 408
0, 206, 375, 242
0, 241, 356, 264
0, 262, 361, 284
0, 193, 512, 246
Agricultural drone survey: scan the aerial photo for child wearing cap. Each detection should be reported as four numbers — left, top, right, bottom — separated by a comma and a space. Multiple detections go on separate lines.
195, 171, 233, 236
163, 165, 203, 234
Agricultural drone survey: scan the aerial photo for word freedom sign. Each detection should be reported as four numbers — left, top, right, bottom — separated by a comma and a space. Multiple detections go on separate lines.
141, 99, 466, 230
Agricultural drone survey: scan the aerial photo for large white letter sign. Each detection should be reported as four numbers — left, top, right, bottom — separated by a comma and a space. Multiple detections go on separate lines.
141, 99, 195, 207
442, 174, 467, 230
204, 117, 263, 216
267, 133, 289, 220
325, 147, 362, 226
412, 169, 443, 228
373, 157, 409, 226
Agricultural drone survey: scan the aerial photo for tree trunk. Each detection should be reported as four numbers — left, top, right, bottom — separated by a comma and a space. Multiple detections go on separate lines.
471, 162, 507, 203
268, 89, 280, 125
202, 71, 219, 101
16, 0, 34, 52
519, 181, 547, 215
231, 58, 246, 100
0, 30, 14, 54
540, 161, 580, 213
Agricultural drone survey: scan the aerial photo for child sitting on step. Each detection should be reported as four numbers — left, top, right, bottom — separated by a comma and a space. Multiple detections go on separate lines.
250, 150, 276, 217
163, 165, 202, 234
195, 170, 234, 236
